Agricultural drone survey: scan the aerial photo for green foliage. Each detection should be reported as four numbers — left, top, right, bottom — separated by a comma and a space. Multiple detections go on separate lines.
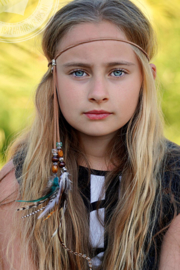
145, 0, 180, 144
0, 0, 180, 168
0, 38, 47, 167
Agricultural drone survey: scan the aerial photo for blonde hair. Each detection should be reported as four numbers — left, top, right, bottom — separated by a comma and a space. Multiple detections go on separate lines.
3, 0, 169, 269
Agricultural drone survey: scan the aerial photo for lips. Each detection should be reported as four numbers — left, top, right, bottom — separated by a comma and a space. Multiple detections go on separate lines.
84, 110, 112, 120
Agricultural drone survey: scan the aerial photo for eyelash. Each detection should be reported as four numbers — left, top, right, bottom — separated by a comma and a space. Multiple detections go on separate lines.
70, 69, 87, 77
110, 69, 127, 77
69, 68, 127, 77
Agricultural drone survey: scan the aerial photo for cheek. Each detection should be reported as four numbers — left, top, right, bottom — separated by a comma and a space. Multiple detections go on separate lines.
58, 91, 74, 119
57, 75, 84, 102
57, 79, 77, 108
116, 81, 141, 117
57, 85, 83, 126
58, 97, 75, 127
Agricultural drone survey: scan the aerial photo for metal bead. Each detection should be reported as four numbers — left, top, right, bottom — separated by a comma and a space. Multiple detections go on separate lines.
52, 59, 56, 66
59, 157, 64, 162
52, 149, 58, 155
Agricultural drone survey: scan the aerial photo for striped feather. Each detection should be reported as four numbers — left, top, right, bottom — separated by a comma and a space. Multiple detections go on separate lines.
17, 199, 48, 212
21, 206, 45, 219
43, 209, 57, 221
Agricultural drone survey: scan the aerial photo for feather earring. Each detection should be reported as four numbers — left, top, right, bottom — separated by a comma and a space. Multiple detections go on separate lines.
16, 59, 72, 221
17, 199, 48, 212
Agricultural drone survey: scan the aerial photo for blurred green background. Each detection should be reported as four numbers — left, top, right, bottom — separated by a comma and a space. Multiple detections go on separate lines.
0, 0, 180, 169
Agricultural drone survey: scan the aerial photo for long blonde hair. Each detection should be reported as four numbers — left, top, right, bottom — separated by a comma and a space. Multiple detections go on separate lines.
4, 0, 169, 269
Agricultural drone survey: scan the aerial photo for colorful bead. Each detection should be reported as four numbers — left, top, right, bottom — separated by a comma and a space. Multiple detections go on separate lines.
59, 162, 65, 168
51, 144, 64, 173
52, 165, 58, 173
58, 149, 63, 157
52, 156, 59, 162
56, 142, 62, 149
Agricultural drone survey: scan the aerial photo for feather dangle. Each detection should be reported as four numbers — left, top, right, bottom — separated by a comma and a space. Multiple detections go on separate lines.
21, 206, 46, 219
38, 170, 71, 219
17, 176, 60, 204
16, 142, 71, 222
43, 209, 57, 221
17, 199, 48, 212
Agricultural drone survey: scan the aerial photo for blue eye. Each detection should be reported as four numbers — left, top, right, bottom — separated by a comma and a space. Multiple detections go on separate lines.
111, 70, 125, 77
71, 70, 86, 77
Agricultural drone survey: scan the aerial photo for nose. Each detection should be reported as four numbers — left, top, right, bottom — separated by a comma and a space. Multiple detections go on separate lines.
88, 76, 109, 104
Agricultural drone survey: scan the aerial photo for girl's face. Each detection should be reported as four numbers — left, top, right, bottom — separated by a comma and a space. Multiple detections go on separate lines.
56, 21, 142, 141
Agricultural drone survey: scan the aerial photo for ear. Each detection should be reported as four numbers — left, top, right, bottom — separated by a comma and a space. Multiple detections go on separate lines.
149, 63, 157, 79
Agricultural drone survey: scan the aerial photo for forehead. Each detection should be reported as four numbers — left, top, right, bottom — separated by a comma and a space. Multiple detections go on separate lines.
57, 21, 127, 52
56, 21, 139, 63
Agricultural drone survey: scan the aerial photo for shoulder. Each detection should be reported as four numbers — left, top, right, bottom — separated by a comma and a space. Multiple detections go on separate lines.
0, 162, 35, 270
0, 160, 19, 202
163, 140, 180, 187
159, 213, 180, 270
150, 141, 180, 269
159, 141, 180, 222
166, 140, 180, 157
0, 160, 19, 240
165, 140, 180, 167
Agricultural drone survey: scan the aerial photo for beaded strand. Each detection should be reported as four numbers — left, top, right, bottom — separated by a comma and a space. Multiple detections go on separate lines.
52, 142, 66, 174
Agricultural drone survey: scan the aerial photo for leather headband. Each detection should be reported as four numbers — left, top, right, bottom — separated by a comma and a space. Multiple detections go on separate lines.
48, 38, 149, 67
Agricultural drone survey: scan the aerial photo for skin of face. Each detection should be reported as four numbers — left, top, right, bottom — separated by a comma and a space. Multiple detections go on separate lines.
56, 21, 143, 143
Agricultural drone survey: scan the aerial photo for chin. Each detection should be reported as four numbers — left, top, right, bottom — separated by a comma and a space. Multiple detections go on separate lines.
81, 130, 118, 138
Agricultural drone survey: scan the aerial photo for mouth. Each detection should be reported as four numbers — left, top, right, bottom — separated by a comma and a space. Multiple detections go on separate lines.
84, 110, 112, 120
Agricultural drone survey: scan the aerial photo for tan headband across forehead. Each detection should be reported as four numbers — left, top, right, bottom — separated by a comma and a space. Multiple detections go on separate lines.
48, 38, 149, 67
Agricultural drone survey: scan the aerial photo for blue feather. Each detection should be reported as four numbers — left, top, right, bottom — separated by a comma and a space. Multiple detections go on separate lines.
17, 177, 59, 203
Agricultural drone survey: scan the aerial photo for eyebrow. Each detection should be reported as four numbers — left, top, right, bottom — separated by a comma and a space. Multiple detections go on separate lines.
62, 61, 135, 68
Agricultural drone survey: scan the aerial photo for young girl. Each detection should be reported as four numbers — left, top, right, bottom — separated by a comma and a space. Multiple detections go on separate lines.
0, 0, 180, 269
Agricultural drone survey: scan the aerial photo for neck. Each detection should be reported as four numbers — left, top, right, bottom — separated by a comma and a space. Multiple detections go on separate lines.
78, 133, 116, 171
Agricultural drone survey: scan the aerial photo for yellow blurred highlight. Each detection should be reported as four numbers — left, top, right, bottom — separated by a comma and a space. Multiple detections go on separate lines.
0, 0, 39, 22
